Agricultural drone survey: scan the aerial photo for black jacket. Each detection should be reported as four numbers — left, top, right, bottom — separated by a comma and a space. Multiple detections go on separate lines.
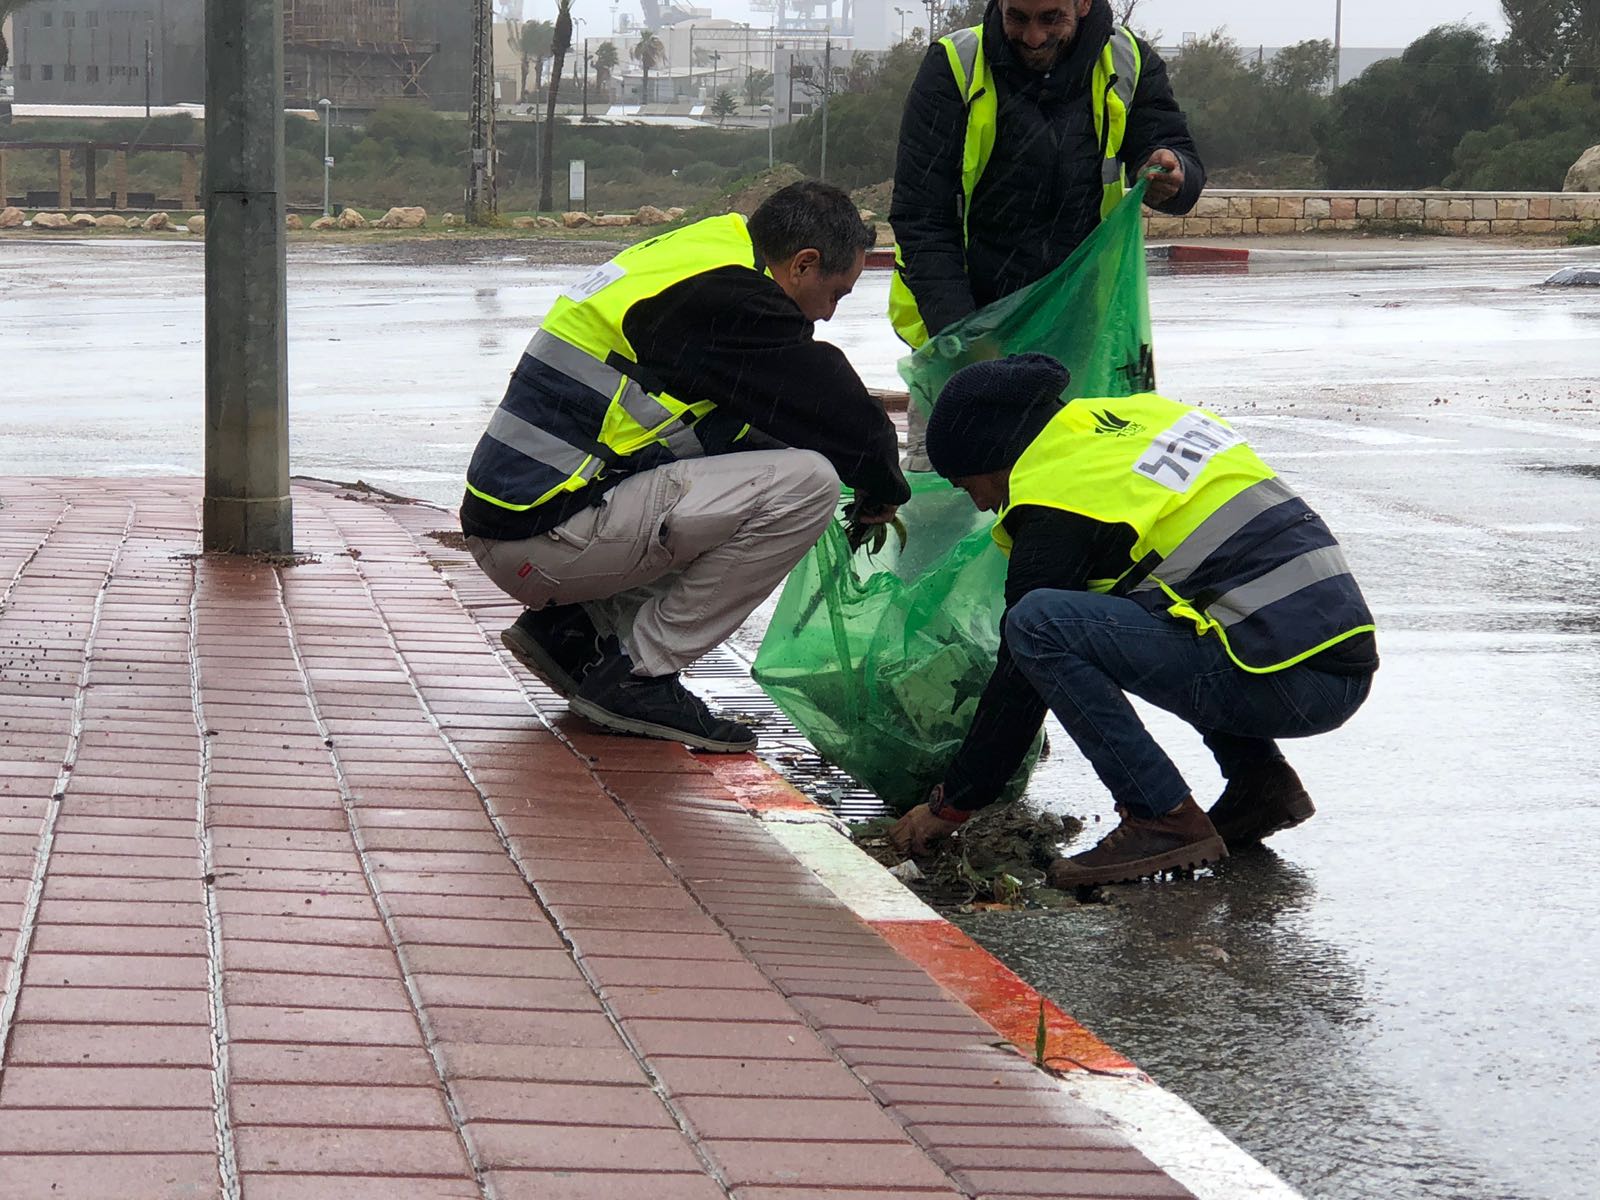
890, 0, 1205, 337
461, 266, 910, 542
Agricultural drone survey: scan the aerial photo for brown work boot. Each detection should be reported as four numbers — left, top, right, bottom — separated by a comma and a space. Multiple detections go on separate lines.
1047, 797, 1227, 888
1206, 760, 1315, 850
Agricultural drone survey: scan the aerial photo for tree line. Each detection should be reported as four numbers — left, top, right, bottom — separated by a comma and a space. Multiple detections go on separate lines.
782, 0, 1600, 192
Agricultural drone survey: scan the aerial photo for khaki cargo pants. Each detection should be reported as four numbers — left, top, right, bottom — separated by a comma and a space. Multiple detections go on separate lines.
468, 450, 839, 678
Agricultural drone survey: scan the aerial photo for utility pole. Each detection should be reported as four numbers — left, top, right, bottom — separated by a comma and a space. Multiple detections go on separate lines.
582, 41, 590, 119
318, 98, 332, 216
819, 39, 830, 181
1332, 0, 1343, 89
204, 0, 291, 553
923, 0, 937, 45
467, 0, 498, 224
144, 36, 152, 115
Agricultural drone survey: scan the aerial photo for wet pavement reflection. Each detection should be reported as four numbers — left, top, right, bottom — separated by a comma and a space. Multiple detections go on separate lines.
4, 238, 1599, 1200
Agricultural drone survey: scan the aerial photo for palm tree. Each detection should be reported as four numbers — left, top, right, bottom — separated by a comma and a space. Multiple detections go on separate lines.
520, 21, 554, 103
632, 30, 665, 106
539, 0, 575, 212
592, 40, 619, 92
0, 1, 26, 71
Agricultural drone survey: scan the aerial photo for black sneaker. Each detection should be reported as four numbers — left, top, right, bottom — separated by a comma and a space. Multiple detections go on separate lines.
500, 605, 603, 698
1206, 760, 1315, 850
569, 650, 757, 753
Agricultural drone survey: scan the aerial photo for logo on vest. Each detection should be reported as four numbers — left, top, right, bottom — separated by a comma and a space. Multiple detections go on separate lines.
1092, 410, 1146, 438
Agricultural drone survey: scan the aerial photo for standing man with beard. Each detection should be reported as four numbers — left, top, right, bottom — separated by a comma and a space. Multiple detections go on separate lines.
889, 0, 1206, 467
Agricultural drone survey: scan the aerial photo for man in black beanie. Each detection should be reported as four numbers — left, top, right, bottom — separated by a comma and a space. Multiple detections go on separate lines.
889, 355, 1378, 887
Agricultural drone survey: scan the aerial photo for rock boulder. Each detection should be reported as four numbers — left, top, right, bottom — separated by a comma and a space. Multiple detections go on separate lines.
31, 212, 71, 230
666, 207, 685, 220
0, 207, 24, 229
95, 214, 128, 229
512, 216, 539, 229
591, 213, 633, 227
71, 213, 98, 228
442, 212, 459, 225
536, 216, 559, 229
286, 213, 305, 230
562, 211, 592, 228
144, 211, 172, 231
1565, 145, 1600, 192
311, 216, 338, 230
636, 204, 671, 226
186, 214, 207, 235
337, 207, 368, 229
374, 205, 427, 229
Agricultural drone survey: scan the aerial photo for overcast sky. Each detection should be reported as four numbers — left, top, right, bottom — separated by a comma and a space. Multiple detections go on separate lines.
544, 0, 1508, 48
1129, 0, 1505, 48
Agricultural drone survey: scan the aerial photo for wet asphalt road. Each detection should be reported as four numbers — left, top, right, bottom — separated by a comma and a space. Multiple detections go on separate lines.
4, 236, 1599, 1199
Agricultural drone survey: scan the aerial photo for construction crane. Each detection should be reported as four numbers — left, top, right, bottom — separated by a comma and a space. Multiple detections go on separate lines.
467, 0, 498, 223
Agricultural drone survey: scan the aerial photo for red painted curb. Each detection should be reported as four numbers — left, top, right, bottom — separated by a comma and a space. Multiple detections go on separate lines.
701, 755, 1138, 1077
873, 919, 1137, 1075
1167, 244, 1251, 264
864, 248, 896, 270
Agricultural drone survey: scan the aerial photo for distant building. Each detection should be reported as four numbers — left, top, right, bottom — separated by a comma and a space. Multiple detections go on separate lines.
12, 0, 445, 112
10, 1, 205, 106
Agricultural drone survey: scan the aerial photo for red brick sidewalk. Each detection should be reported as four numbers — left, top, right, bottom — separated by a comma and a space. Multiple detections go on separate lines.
0, 477, 1196, 1200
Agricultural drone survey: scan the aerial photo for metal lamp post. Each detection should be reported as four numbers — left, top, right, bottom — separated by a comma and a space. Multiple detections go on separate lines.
893, 6, 909, 42
318, 97, 332, 216
1332, 0, 1343, 89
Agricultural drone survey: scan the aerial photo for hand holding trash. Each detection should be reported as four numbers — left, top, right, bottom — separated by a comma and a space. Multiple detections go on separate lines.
843, 497, 907, 555
888, 785, 970, 857
1137, 148, 1183, 205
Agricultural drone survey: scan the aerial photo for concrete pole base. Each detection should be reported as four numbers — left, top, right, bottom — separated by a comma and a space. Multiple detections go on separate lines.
202, 494, 294, 555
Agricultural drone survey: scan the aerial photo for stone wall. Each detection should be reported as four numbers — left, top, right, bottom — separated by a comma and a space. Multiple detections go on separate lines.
1146, 191, 1600, 238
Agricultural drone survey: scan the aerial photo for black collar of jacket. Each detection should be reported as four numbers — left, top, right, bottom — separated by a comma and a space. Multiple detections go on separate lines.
982, 0, 1115, 99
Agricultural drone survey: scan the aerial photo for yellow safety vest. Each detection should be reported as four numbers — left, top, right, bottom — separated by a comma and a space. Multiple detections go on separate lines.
996, 393, 1375, 673
889, 24, 1143, 348
465, 214, 756, 515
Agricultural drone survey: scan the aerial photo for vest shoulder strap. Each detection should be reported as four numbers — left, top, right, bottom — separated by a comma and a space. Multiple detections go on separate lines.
940, 26, 984, 100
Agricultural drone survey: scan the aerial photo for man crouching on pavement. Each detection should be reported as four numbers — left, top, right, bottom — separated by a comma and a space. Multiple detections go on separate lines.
462, 181, 910, 753
889, 354, 1377, 886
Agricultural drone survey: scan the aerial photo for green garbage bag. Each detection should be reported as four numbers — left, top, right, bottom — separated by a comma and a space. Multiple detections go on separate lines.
752, 182, 1155, 814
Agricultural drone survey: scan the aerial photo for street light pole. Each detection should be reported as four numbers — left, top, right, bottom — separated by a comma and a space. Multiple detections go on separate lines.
819, 38, 830, 181
318, 97, 332, 216
144, 35, 152, 115
893, 6, 908, 42
1332, 0, 1343, 89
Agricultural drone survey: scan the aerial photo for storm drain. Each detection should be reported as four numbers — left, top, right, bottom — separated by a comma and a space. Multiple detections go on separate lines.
683, 645, 888, 825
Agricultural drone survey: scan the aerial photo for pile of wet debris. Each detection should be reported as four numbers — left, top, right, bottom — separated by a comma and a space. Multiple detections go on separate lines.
854, 805, 1087, 911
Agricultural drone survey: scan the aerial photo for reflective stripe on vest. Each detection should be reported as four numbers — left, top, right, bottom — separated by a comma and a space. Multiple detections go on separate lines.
888, 25, 1142, 348
466, 214, 758, 513
996, 394, 1374, 673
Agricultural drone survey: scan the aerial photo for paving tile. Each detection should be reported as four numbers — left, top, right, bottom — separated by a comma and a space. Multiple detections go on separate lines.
0, 1107, 216, 1153
228, 1044, 441, 1087
624, 1020, 833, 1062
391, 914, 563, 950
450, 1079, 676, 1127
16, 985, 211, 1025
468, 1122, 708, 1173
226, 1005, 424, 1047
649, 1057, 873, 1101
223, 971, 413, 1011
0, 1066, 214, 1109
234, 1126, 472, 1177
434, 1043, 648, 1086
602, 986, 804, 1025
410, 973, 598, 1012
677, 1096, 911, 1143
703, 1139, 956, 1190
0, 1154, 220, 1200
959, 1171, 1193, 1197
732, 1191, 957, 1200
403, 945, 581, 980
486, 1171, 727, 1200
427, 1007, 622, 1049
4, 1022, 213, 1067
239, 1177, 482, 1200
229, 1083, 454, 1129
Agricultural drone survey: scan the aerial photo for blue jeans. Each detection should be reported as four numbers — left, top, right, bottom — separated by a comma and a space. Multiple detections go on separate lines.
1005, 590, 1373, 818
